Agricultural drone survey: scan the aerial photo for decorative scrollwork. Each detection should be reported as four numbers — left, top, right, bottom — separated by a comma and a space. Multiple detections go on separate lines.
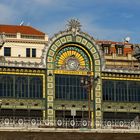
0, 33, 6, 47
66, 19, 81, 34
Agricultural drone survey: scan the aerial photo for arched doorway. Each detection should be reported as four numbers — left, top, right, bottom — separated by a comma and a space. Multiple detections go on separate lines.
44, 19, 102, 128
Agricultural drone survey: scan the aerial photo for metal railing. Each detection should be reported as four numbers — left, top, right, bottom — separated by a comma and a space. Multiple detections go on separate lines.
0, 117, 90, 129
0, 117, 140, 130
101, 119, 140, 129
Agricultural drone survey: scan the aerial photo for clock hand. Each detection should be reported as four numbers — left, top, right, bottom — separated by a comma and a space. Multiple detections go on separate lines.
71, 62, 74, 66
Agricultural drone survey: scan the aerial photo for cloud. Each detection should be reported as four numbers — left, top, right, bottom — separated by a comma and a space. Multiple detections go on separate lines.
40, 19, 67, 37
0, 0, 139, 43
31, 0, 69, 8
0, 3, 19, 24
91, 0, 140, 6
39, 12, 134, 42
65, 14, 134, 41
40, 14, 132, 42
31, 0, 58, 5
121, 13, 134, 19
79, 15, 133, 42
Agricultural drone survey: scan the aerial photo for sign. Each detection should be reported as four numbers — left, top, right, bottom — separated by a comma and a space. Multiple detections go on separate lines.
71, 109, 76, 116
54, 70, 94, 76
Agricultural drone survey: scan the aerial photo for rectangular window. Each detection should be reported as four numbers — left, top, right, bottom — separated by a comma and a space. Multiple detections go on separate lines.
117, 47, 123, 55
32, 48, 36, 57
4, 47, 11, 56
102, 80, 140, 102
102, 45, 110, 55
116, 45, 124, 55
55, 75, 88, 101
104, 46, 110, 54
26, 48, 30, 57
26, 48, 36, 57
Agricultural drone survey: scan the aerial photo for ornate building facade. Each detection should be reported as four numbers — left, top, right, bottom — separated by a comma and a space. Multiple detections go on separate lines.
0, 20, 140, 128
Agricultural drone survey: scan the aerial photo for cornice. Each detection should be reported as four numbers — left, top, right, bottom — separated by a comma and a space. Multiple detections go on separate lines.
0, 59, 46, 69
0, 67, 46, 74
102, 68, 140, 74
5, 38, 47, 44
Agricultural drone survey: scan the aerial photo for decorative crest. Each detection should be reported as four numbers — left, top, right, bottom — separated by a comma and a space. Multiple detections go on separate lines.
66, 19, 81, 34
0, 33, 6, 47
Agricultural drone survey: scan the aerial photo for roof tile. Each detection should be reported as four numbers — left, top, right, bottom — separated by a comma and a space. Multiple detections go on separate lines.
0, 25, 45, 36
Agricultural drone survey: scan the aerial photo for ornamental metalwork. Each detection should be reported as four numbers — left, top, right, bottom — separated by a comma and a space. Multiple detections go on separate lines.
103, 80, 140, 102
66, 57, 80, 70
55, 46, 90, 71
66, 19, 81, 33
45, 19, 102, 126
0, 75, 43, 99
0, 118, 139, 130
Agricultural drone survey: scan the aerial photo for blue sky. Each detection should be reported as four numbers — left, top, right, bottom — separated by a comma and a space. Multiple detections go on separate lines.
0, 0, 140, 43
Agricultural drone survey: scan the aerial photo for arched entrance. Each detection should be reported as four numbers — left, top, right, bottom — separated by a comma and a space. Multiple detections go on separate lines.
44, 19, 102, 128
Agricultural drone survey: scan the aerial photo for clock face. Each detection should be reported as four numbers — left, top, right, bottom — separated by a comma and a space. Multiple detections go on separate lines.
67, 58, 79, 70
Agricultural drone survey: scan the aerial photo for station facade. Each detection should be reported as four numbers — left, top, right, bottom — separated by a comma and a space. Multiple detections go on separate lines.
0, 19, 140, 128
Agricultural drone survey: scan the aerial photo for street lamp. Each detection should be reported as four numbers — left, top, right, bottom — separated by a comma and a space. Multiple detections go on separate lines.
0, 100, 2, 119
61, 104, 65, 120
82, 105, 86, 120
80, 71, 99, 128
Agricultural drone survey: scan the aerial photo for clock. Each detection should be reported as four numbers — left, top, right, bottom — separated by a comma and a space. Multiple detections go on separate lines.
67, 58, 79, 70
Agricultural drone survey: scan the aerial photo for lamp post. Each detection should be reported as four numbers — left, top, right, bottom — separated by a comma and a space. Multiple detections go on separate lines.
80, 71, 99, 128
61, 104, 65, 120
0, 100, 2, 119
28, 103, 31, 120
82, 105, 86, 120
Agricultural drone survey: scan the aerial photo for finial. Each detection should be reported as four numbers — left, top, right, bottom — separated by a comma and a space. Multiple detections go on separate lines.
66, 19, 81, 34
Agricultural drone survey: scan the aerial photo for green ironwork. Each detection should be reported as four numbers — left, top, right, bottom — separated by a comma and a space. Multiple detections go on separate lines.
0, 75, 43, 99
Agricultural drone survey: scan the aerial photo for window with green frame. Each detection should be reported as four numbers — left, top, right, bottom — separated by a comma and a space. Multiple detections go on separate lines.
55, 74, 88, 101
0, 75, 43, 99
103, 80, 140, 102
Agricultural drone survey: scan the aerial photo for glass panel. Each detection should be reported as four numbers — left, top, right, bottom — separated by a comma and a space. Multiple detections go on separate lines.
4, 47, 11, 56
29, 77, 43, 99
15, 77, 28, 98
0, 75, 43, 99
32, 48, 36, 57
103, 80, 140, 102
26, 48, 30, 57
55, 75, 88, 101
0, 75, 13, 97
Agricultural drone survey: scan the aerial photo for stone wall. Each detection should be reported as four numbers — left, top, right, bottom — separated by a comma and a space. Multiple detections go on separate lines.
0, 131, 140, 140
